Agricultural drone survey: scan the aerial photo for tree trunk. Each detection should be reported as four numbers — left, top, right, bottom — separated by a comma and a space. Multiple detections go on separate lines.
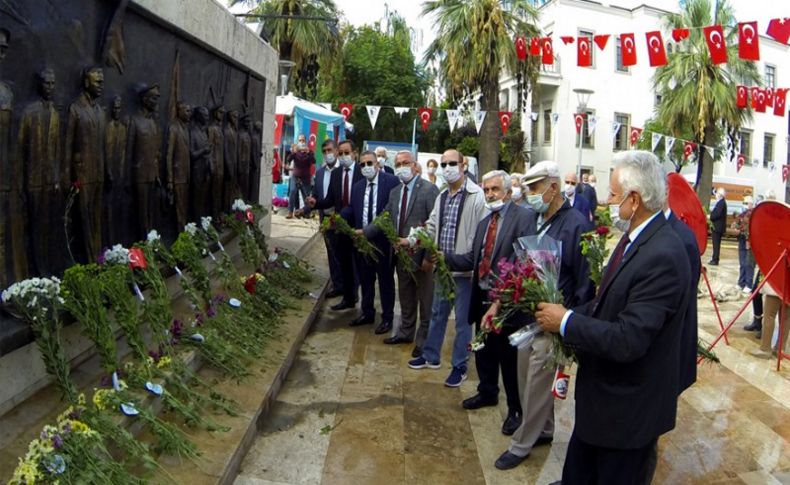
478, 78, 501, 176
695, 125, 717, 206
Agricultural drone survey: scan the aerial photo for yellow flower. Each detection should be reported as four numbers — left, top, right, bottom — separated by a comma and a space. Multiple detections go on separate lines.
56, 407, 74, 424
92, 389, 112, 411
146, 356, 155, 366
10, 456, 41, 484
156, 356, 172, 369
69, 420, 91, 434
77, 393, 86, 406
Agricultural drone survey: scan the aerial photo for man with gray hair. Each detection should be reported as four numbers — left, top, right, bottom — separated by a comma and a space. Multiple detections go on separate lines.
374, 146, 394, 174
709, 187, 727, 265
535, 151, 692, 482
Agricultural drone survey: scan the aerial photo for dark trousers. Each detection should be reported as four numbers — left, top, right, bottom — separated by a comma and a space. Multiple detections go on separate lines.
174, 183, 189, 231
289, 179, 312, 216
753, 272, 763, 317
80, 182, 103, 262
323, 226, 344, 293
737, 236, 755, 288
212, 174, 224, 217
336, 233, 359, 304
356, 245, 395, 322
135, 182, 156, 241
562, 431, 658, 485
711, 231, 723, 263
474, 300, 522, 416
27, 188, 51, 275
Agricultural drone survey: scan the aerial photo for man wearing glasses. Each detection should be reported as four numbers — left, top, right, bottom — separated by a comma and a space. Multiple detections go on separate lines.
407, 149, 486, 388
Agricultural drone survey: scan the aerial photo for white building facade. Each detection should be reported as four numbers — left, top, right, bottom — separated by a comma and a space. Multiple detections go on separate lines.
500, 0, 790, 202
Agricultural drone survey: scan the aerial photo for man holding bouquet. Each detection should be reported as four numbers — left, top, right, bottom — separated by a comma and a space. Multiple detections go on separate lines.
535, 151, 691, 483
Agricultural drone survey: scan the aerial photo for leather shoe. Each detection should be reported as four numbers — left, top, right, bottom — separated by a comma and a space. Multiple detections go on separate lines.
501, 413, 521, 436
411, 346, 422, 358
349, 315, 374, 327
494, 450, 528, 470
331, 300, 355, 311
383, 335, 412, 345
374, 321, 392, 335
325, 289, 343, 298
462, 393, 498, 410
744, 319, 762, 332
707, 260, 718, 266
534, 435, 553, 447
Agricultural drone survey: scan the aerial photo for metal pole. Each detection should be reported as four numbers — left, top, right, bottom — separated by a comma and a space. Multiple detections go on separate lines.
577, 113, 584, 180
411, 117, 417, 153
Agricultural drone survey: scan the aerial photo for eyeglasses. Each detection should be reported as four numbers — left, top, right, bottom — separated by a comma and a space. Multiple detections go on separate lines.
359, 160, 376, 167
440, 161, 459, 168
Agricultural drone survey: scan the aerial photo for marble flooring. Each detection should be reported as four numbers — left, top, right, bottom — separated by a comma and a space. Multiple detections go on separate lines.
235, 240, 790, 485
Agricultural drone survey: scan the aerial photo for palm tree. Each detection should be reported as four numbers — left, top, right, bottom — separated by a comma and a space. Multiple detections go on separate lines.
653, 0, 759, 203
232, 0, 341, 99
422, 0, 540, 175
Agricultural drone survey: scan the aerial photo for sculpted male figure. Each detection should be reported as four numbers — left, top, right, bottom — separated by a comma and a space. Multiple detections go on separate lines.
250, 120, 262, 203
237, 113, 252, 201
207, 105, 225, 216
65, 66, 106, 262
166, 101, 191, 230
127, 84, 162, 237
189, 106, 212, 219
105, 95, 129, 244
223, 109, 239, 207
18, 68, 61, 275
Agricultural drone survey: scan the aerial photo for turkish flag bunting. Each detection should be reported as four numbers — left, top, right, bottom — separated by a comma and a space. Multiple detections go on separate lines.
620, 33, 637, 66
774, 88, 787, 117
530, 37, 541, 56
783, 164, 790, 183
338, 103, 353, 121
574, 113, 584, 134
274, 114, 284, 146
766, 18, 790, 45
593, 34, 610, 50
630, 126, 643, 147
499, 111, 513, 135
750, 87, 760, 109
308, 120, 319, 151
577, 36, 592, 67
756, 88, 767, 113
737, 153, 746, 172
736, 85, 748, 109
738, 22, 760, 60
128, 248, 148, 270
417, 107, 433, 132
683, 141, 696, 161
645, 31, 668, 67
766, 87, 774, 107
704, 25, 728, 64
672, 28, 690, 42
560, 36, 575, 45
542, 38, 554, 65
515, 36, 527, 61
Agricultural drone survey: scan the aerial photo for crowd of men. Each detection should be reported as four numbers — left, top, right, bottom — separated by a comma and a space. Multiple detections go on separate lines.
306, 141, 700, 483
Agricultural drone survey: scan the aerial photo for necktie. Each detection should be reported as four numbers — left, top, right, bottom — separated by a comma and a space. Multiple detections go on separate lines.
398, 184, 409, 236
597, 234, 629, 297
342, 168, 350, 207
367, 182, 375, 225
478, 212, 499, 281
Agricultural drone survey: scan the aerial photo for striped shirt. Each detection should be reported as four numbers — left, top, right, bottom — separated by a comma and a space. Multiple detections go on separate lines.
439, 184, 465, 254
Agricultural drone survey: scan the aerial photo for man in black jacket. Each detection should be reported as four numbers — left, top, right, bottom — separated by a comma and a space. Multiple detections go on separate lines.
709, 187, 727, 265
535, 151, 691, 483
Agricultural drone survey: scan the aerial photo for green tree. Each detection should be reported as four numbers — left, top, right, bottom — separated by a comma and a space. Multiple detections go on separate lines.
422, 0, 540, 175
635, 118, 700, 172
499, 113, 527, 174
653, 0, 759, 203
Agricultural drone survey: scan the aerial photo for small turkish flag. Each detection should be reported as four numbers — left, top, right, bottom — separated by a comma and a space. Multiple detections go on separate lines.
783, 164, 790, 183
704, 25, 728, 64
672, 28, 690, 42
751, 86, 760, 109
683, 141, 696, 161
766, 87, 774, 107
774, 88, 787, 117
246, 208, 254, 224
530, 37, 541, 56
593, 34, 609, 50
499, 111, 513, 135
645, 31, 668, 67
630, 126, 643, 147
541, 38, 554, 65
417, 107, 433, 132
756, 88, 767, 113
620, 33, 637, 66
515, 36, 527, 61
574, 113, 584, 134
560, 36, 574, 45
577, 36, 592, 67
736, 85, 748, 109
338, 103, 353, 121
737, 153, 746, 173
766, 18, 790, 45
738, 22, 760, 61
128, 247, 148, 270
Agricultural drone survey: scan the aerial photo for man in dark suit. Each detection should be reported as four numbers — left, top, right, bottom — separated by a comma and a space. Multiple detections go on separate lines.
342, 150, 400, 333
374, 146, 395, 175
314, 139, 343, 298
564, 172, 593, 222
308, 139, 363, 310
578, 172, 598, 211
444, 170, 537, 436
709, 187, 727, 265
536, 151, 692, 483
367, 150, 439, 354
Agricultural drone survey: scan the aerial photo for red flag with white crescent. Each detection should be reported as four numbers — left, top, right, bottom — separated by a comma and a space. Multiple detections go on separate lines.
704, 25, 728, 64
645, 31, 668, 67
765, 87, 774, 107
620, 33, 637, 66
574, 113, 584, 134
577, 36, 592, 67
274, 114, 284, 146
128, 248, 148, 270
738, 21, 760, 61
308, 120, 319, 151
530, 37, 541, 56
683, 141, 696, 161
514, 36, 527, 61
774, 88, 787, 117
783, 164, 790, 182
756, 88, 767, 113
751, 86, 760, 109
417, 107, 433, 132
499, 111, 513, 135
672, 28, 690, 42
737, 153, 746, 173
541, 37, 554, 65
338, 103, 353, 121
736, 85, 748, 109
629, 126, 643, 147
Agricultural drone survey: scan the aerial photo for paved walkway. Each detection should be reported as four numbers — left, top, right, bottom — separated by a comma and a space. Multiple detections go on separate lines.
235, 235, 790, 484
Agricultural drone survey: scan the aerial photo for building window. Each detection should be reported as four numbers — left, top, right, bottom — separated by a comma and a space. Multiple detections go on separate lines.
579, 30, 595, 68
543, 109, 552, 144
765, 65, 776, 88
530, 113, 539, 146
739, 130, 752, 161
575, 110, 595, 148
764, 133, 775, 167
613, 113, 630, 151
499, 89, 509, 111
615, 37, 629, 73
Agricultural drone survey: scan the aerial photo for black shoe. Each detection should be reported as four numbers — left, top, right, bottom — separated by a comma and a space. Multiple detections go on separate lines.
501, 413, 521, 436
325, 289, 343, 298
411, 346, 422, 358
383, 335, 413, 345
331, 300, 355, 311
349, 315, 374, 327
374, 321, 393, 335
707, 260, 719, 266
462, 393, 498, 410
744, 318, 762, 332
534, 435, 553, 447
494, 450, 528, 470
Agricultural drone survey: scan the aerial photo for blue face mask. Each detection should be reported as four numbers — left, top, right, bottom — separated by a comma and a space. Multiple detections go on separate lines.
527, 186, 551, 213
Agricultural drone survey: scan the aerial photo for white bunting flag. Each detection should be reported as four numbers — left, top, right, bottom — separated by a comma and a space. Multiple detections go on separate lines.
551, 112, 560, 127
706, 146, 715, 161
472, 110, 487, 134
610, 122, 621, 142
665, 136, 676, 153
393, 107, 410, 117
651, 133, 663, 152
587, 115, 598, 134
318, 102, 332, 111
366, 105, 381, 129
446, 109, 461, 133
531, 112, 539, 121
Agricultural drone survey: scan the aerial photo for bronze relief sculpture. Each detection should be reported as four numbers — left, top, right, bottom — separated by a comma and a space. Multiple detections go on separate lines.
105, 95, 129, 244
208, 105, 224, 216
127, 83, 162, 238
237, 112, 252, 201
189, 106, 212, 221
166, 101, 191, 230
223, 108, 239, 208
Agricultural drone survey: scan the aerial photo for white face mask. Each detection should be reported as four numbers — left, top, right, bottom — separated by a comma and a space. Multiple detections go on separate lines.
485, 199, 505, 212
527, 186, 551, 213
324, 153, 336, 165
361, 165, 377, 180
609, 193, 634, 232
427, 167, 437, 175
395, 166, 414, 183
377, 156, 386, 165
564, 183, 576, 197
589, 182, 596, 188
511, 187, 522, 200
443, 165, 462, 184
297, 142, 306, 149
339, 155, 353, 168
